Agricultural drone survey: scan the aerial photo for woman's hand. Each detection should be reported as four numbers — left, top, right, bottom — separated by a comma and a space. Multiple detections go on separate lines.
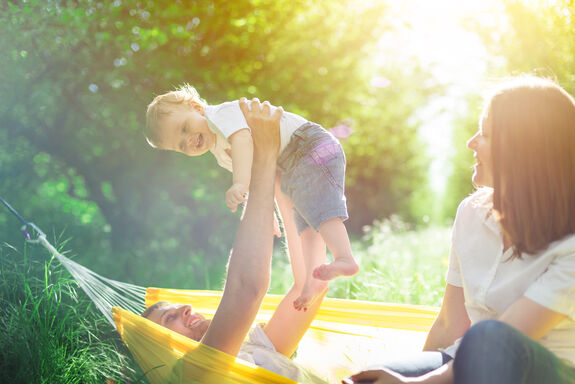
344, 368, 414, 384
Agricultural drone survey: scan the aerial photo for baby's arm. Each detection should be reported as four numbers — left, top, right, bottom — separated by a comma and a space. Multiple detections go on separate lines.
226, 128, 253, 212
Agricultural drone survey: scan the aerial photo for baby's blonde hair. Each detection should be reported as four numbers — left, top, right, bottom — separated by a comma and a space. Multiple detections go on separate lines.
145, 84, 208, 147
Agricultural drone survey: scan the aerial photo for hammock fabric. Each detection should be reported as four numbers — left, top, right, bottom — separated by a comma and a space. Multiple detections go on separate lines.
113, 288, 439, 384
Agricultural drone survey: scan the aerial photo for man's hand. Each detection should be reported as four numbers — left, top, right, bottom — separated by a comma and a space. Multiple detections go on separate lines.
239, 97, 282, 158
226, 183, 248, 212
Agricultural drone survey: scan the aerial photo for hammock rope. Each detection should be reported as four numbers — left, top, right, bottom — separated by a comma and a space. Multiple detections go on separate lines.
0, 195, 43, 240
0, 195, 146, 328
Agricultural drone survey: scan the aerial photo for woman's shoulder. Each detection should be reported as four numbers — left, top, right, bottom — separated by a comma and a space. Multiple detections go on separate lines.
543, 232, 575, 257
457, 187, 493, 215
450, 188, 494, 233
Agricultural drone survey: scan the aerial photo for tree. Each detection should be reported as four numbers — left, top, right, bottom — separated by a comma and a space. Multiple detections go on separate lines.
0, 0, 437, 286
443, 0, 575, 220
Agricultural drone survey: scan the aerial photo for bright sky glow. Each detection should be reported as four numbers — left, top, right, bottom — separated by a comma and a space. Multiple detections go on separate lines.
374, 0, 506, 194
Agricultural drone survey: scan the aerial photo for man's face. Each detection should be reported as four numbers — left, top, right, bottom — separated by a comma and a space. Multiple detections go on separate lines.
147, 303, 211, 341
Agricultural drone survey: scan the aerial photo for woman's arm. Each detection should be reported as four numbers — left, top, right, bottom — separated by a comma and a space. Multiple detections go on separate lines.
499, 297, 566, 340
347, 288, 568, 384
423, 284, 470, 351
345, 283, 467, 383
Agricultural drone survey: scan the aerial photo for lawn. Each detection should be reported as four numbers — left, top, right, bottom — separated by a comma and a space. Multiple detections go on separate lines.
270, 218, 451, 307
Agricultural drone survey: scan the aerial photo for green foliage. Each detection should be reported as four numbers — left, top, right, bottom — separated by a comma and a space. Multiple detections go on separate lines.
480, 0, 575, 91
0, 242, 145, 383
343, 62, 440, 230
270, 220, 451, 307
443, 0, 575, 220
0, 0, 437, 289
441, 95, 481, 220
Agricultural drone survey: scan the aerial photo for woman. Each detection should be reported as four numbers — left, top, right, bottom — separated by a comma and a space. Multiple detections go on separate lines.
347, 76, 575, 383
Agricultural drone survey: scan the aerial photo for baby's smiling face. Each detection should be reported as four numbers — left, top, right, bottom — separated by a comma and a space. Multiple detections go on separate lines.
158, 104, 216, 157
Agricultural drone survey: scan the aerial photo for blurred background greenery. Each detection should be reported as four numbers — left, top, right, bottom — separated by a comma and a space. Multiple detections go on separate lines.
1, 0, 574, 292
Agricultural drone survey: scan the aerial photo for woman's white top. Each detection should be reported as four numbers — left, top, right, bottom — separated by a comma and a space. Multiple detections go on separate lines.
446, 188, 575, 364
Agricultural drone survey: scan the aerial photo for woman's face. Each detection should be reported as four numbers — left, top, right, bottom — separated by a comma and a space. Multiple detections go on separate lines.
467, 112, 494, 188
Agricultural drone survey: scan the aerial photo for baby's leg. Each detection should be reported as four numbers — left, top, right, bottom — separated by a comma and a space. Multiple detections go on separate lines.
312, 217, 359, 281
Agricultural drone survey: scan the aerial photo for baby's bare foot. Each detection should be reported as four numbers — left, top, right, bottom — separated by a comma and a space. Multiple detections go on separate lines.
293, 279, 328, 312
312, 257, 359, 281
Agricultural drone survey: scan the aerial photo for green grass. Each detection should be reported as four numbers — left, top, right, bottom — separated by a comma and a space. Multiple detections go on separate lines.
0, 220, 450, 383
0, 242, 145, 384
270, 218, 451, 307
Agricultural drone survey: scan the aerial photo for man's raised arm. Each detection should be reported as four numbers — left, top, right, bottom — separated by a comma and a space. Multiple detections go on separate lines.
201, 98, 283, 356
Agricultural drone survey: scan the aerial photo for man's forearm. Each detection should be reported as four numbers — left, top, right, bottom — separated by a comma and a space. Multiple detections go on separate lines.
229, 155, 276, 275
230, 129, 254, 186
201, 98, 281, 356
232, 135, 277, 259
202, 156, 276, 355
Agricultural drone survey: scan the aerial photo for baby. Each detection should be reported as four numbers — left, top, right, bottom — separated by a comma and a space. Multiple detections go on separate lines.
145, 85, 358, 310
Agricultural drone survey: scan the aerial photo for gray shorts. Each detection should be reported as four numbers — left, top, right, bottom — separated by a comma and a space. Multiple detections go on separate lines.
277, 122, 348, 234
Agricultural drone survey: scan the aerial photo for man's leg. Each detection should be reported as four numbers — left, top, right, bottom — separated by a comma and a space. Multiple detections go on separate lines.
292, 227, 329, 311
454, 320, 575, 384
263, 174, 328, 357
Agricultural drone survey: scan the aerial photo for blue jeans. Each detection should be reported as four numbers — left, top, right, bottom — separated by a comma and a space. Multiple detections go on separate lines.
454, 320, 575, 384
374, 320, 575, 383
277, 122, 348, 234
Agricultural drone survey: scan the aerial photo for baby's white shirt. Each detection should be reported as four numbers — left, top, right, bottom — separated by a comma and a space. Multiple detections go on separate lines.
205, 100, 308, 172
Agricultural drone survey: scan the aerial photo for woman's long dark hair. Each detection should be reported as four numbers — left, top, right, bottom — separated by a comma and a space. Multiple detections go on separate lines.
490, 76, 575, 257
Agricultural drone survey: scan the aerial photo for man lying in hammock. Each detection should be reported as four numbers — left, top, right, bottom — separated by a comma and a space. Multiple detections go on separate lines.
142, 98, 326, 382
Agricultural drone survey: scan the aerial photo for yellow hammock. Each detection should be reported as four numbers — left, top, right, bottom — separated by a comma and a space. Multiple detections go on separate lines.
2, 209, 439, 384
113, 288, 439, 384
